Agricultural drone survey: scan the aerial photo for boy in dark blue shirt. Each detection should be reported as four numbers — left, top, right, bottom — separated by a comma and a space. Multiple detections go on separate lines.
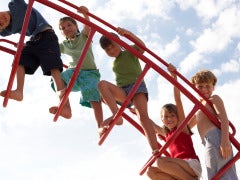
0, 0, 72, 119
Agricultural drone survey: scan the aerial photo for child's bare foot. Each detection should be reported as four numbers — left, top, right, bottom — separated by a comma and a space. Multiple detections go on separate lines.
98, 125, 109, 137
101, 115, 123, 127
98, 116, 123, 137
49, 106, 72, 119
0, 90, 23, 101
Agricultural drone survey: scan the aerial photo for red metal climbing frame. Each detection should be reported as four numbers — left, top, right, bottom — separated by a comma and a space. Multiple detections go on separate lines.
0, 1, 239, 179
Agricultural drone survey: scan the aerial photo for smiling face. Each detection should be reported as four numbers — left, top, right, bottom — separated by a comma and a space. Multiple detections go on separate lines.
0, 11, 11, 31
161, 105, 178, 130
190, 70, 217, 100
59, 18, 78, 40
195, 82, 214, 99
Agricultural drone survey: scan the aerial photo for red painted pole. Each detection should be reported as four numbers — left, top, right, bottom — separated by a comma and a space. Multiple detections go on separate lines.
3, 0, 34, 107
53, 28, 96, 121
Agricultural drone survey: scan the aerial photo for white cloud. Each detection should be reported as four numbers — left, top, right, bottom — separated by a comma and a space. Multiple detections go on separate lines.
190, 28, 231, 53
195, 0, 236, 22
186, 28, 194, 36
164, 36, 180, 58
94, 0, 175, 25
180, 51, 204, 73
180, 3, 240, 74
176, 0, 198, 10
190, 5, 240, 54
215, 79, 240, 143
220, 59, 240, 73
237, 42, 240, 51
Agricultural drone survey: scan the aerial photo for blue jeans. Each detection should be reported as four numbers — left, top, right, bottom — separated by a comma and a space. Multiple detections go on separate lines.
121, 82, 148, 100
203, 128, 238, 180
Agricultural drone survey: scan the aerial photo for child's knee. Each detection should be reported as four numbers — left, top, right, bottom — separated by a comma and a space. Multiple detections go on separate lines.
98, 80, 108, 90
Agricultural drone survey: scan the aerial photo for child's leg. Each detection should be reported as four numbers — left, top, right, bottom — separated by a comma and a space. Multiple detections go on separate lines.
0, 65, 25, 101
98, 80, 125, 126
90, 101, 103, 128
133, 93, 158, 152
90, 101, 105, 137
49, 68, 72, 119
156, 157, 198, 180
147, 166, 176, 180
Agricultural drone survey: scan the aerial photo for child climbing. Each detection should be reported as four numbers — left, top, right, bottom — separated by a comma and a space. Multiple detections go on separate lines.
98, 27, 159, 153
0, 0, 71, 119
147, 64, 202, 180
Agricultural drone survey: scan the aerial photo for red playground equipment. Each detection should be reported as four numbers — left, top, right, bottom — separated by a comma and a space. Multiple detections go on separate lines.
0, 1, 239, 179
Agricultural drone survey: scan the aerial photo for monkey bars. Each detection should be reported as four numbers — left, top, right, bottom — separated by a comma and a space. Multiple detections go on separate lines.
0, 0, 239, 179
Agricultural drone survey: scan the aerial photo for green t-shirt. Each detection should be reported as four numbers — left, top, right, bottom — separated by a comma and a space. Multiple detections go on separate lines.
59, 32, 97, 69
113, 45, 143, 87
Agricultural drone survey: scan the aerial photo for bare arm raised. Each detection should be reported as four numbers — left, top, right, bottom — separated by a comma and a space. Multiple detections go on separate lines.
77, 6, 91, 36
116, 27, 146, 54
167, 64, 189, 134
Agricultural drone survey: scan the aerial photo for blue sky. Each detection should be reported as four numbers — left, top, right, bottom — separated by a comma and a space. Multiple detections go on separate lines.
0, 0, 239, 179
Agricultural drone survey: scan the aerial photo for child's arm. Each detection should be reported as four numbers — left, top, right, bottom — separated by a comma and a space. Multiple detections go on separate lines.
188, 115, 197, 129
211, 95, 232, 159
116, 27, 146, 54
151, 120, 166, 136
77, 6, 91, 36
167, 64, 188, 133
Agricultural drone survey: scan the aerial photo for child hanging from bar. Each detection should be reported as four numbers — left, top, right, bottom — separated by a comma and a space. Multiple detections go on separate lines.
189, 69, 238, 179
0, 0, 71, 119
50, 6, 103, 136
98, 27, 159, 154
147, 64, 202, 180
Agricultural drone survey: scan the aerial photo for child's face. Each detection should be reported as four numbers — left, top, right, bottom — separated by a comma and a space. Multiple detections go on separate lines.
0, 12, 11, 31
195, 82, 214, 99
104, 43, 121, 57
161, 109, 178, 129
59, 20, 78, 39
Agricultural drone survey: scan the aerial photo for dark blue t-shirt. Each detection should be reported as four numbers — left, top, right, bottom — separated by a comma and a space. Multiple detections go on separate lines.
0, 0, 51, 37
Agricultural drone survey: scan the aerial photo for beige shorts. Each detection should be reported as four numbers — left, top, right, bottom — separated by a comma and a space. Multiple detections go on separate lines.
184, 159, 202, 178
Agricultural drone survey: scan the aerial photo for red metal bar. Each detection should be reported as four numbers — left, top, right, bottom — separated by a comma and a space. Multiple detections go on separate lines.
0, 39, 17, 47
122, 112, 170, 157
57, 0, 238, 141
53, 28, 96, 121
139, 105, 199, 175
212, 152, 240, 180
57, 0, 169, 70
0, 46, 16, 56
1, 1, 238, 178
35, 2, 240, 176
0, 39, 17, 55
55, 0, 237, 134
58, 0, 117, 31
3, 0, 34, 107
175, 71, 236, 136
98, 64, 151, 145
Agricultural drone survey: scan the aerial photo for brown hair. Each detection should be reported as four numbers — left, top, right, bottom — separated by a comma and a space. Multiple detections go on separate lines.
161, 103, 193, 135
190, 70, 217, 86
99, 32, 120, 49
161, 103, 178, 133
59, 16, 80, 34
161, 103, 178, 119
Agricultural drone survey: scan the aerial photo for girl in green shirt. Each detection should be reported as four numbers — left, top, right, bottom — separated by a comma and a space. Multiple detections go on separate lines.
51, 6, 103, 135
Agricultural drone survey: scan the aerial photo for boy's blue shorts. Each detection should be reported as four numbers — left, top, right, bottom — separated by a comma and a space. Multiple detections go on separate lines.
20, 29, 63, 75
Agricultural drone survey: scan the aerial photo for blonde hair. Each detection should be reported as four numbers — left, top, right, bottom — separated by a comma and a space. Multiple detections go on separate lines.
190, 70, 217, 86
